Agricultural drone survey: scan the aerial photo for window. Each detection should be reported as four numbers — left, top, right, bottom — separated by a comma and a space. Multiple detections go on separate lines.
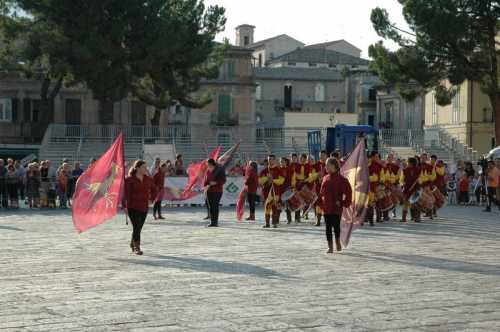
99, 100, 114, 125
368, 115, 375, 126
258, 54, 263, 67
32, 100, 40, 123
432, 94, 438, 125
256, 113, 263, 124
65, 99, 82, 125
284, 85, 292, 108
269, 52, 274, 59
218, 94, 231, 119
227, 61, 236, 79
368, 89, 377, 101
0, 98, 12, 122
244, 36, 249, 46
287, 62, 296, 66
175, 104, 182, 114
407, 101, 414, 128
255, 84, 262, 100
452, 86, 461, 124
217, 133, 231, 146
328, 63, 336, 68
315, 83, 325, 102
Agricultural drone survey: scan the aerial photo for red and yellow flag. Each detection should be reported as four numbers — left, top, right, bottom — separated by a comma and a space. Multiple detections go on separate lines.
72, 134, 125, 233
340, 139, 369, 247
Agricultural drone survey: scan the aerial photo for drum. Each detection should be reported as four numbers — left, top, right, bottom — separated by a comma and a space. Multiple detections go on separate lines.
281, 189, 304, 212
388, 185, 404, 206
409, 189, 434, 212
432, 186, 446, 209
298, 186, 318, 207
376, 186, 394, 212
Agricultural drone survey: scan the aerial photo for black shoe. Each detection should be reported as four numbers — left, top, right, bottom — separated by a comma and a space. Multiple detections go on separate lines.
369, 221, 374, 227
207, 223, 218, 227
262, 224, 270, 228
203, 216, 210, 220
484, 208, 491, 212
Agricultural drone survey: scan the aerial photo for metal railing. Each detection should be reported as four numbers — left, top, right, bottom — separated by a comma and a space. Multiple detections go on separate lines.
437, 128, 478, 162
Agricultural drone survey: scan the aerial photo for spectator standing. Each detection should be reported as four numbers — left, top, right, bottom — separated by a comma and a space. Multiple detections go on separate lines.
57, 163, 70, 208
6, 165, 19, 208
484, 160, 500, 212
458, 174, 470, 205
14, 160, 26, 203
26, 163, 40, 208
174, 154, 184, 176
39, 161, 49, 207
149, 157, 161, 176
0, 159, 7, 208
68, 162, 83, 203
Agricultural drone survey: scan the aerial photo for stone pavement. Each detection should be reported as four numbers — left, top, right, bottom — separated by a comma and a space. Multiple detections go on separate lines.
1, 205, 500, 332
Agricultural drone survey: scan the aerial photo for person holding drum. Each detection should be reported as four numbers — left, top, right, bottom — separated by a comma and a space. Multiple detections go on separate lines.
367, 152, 384, 226
259, 155, 285, 228
431, 156, 447, 216
311, 150, 329, 227
400, 157, 424, 223
420, 153, 437, 219
319, 158, 352, 253
280, 157, 295, 224
386, 153, 402, 219
293, 154, 313, 222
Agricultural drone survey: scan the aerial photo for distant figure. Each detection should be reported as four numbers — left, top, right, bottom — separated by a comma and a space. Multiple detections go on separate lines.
174, 154, 184, 176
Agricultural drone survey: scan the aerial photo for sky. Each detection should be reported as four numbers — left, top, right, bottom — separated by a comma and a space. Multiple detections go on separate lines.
203, 0, 410, 59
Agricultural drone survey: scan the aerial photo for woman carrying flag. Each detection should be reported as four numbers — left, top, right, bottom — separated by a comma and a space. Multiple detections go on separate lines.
124, 160, 157, 255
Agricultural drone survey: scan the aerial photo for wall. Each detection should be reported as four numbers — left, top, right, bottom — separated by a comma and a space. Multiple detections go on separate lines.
252, 35, 304, 64
325, 41, 362, 58
284, 112, 357, 128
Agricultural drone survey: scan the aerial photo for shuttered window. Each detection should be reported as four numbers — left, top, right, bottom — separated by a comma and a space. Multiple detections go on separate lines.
218, 94, 231, 119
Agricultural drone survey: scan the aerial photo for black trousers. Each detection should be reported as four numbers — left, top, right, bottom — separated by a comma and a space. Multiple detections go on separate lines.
324, 214, 341, 243
0, 179, 7, 208
247, 192, 257, 214
487, 187, 499, 208
128, 208, 147, 242
153, 201, 162, 217
207, 192, 223, 224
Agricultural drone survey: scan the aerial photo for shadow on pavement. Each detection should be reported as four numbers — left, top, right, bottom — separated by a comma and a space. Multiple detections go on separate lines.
0, 225, 24, 231
345, 251, 500, 276
109, 255, 296, 280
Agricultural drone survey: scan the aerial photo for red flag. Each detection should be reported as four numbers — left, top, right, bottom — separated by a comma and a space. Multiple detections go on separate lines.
72, 134, 125, 233
236, 188, 247, 221
340, 139, 369, 248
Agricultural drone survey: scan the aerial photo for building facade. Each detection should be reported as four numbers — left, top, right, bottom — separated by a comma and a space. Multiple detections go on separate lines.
424, 80, 496, 155
377, 89, 424, 130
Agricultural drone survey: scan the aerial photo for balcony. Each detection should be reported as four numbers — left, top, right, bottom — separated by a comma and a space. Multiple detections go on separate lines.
210, 113, 239, 127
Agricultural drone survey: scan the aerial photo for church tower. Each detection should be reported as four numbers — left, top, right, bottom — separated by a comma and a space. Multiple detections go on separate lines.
235, 24, 255, 47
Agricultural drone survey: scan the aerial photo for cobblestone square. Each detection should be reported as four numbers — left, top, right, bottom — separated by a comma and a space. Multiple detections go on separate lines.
1, 206, 500, 331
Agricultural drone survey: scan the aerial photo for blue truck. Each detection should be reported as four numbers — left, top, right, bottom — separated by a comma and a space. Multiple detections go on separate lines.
308, 125, 378, 159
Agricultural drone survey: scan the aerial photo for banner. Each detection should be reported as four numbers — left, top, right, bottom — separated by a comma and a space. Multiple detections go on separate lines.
163, 177, 245, 206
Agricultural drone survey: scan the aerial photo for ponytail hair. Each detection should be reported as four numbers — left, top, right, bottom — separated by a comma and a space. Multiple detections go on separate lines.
129, 159, 146, 177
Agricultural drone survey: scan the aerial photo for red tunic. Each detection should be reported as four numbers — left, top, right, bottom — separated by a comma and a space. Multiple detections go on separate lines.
320, 172, 352, 215
203, 167, 226, 193
280, 165, 293, 192
368, 161, 383, 193
293, 162, 312, 191
259, 166, 284, 197
244, 167, 258, 194
124, 175, 156, 213
153, 170, 166, 190
402, 166, 421, 197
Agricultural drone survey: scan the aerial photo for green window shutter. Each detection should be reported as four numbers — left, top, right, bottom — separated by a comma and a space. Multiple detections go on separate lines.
218, 94, 231, 118
12, 98, 18, 122
228, 61, 235, 79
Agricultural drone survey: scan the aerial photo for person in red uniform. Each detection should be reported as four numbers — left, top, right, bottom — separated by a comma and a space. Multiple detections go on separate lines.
124, 160, 157, 255
280, 157, 294, 224
152, 162, 168, 220
320, 158, 352, 253
259, 155, 285, 228
385, 153, 401, 219
312, 150, 328, 226
203, 159, 227, 227
400, 157, 423, 223
292, 153, 312, 222
367, 151, 383, 226
419, 153, 436, 219
244, 161, 258, 221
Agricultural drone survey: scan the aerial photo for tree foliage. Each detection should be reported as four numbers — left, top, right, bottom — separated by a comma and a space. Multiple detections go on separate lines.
369, 0, 500, 142
0, 0, 226, 121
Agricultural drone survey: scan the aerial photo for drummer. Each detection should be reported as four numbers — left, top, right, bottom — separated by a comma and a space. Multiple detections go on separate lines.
400, 157, 424, 222
280, 157, 294, 224
311, 150, 328, 227
385, 153, 402, 219
420, 153, 436, 219
367, 151, 383, 226
294, 153, 313, 222
259, 155, 285, 228
431, 155, 446, 217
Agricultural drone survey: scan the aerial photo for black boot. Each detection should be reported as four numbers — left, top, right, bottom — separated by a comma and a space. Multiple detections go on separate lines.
263, 214, 271, 228
295, 210, 301, 223
286, 210, 292, 224
133, 241, 143, 255
327, 240, 333, 254
315, 215, 321, 227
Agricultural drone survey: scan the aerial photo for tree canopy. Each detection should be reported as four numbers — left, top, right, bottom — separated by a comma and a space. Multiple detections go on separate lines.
0, 0, 226, 122
369, 0, 500, 143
